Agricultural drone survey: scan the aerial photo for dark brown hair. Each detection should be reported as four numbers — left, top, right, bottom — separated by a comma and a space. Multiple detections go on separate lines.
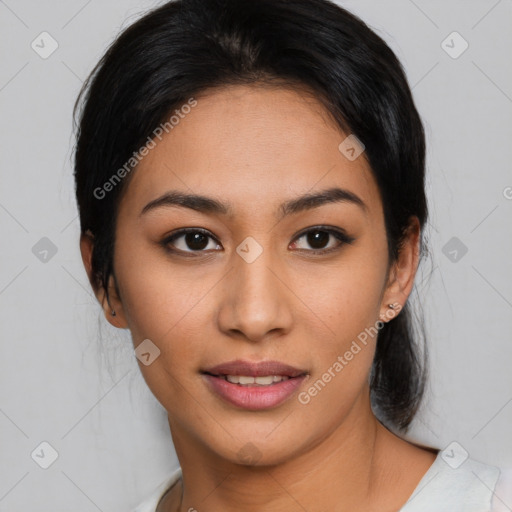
73, 0, 429, 431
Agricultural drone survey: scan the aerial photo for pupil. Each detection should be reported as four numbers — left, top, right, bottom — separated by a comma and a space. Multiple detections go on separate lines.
308, 231, 329, 249
186, 232, 208, 250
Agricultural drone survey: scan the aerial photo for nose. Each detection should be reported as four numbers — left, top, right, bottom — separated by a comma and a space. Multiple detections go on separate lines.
216, 239, 294, 343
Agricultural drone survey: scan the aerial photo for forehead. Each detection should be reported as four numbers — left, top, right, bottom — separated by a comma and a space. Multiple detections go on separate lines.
119, 84, 382, 221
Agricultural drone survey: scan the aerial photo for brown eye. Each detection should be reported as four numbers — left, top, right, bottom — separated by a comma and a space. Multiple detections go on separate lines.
290, 227, 355, 253
162, 228, 221, 254
306, 230, 330, 249
182, 232, 209, 250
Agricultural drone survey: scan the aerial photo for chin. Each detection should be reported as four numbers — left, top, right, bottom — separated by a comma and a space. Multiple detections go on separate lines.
212, 434, 312, 468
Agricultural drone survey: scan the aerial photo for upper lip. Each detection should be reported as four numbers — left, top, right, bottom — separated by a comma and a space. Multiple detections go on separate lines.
202, 359, 307, 378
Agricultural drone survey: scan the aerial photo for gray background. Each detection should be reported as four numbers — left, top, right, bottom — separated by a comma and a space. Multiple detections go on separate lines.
1, 0, 511, 510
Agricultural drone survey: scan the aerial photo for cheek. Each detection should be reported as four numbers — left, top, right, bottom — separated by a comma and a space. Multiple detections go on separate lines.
113, 236, 206, 339
114, 250, 211, 406
295, 263, 385, 416
112, 241, 220, 398
293, 254, 388, 410
300, 250, 387, 343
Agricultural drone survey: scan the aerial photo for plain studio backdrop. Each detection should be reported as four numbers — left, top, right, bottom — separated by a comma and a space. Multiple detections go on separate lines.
1, 0, 511, 510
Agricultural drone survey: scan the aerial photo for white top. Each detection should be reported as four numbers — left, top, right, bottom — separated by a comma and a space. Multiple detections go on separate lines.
132, 451, 512, 511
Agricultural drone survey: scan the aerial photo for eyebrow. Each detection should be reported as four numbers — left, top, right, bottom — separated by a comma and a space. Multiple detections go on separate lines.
139, 186, 367, 219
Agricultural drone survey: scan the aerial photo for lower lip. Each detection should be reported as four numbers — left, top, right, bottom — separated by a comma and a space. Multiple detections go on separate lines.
203, 374, 307, 410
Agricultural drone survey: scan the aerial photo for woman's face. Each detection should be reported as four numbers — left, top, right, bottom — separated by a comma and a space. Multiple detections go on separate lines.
89, 84, 418, 466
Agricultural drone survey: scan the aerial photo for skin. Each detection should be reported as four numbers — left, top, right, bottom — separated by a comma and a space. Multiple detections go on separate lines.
81, 84, 437, 511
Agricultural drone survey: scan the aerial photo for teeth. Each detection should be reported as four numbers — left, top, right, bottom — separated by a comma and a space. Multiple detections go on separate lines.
224, 375, 290, 386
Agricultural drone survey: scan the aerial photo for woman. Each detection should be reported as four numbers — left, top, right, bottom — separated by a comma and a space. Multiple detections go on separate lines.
73, 0, 512, 510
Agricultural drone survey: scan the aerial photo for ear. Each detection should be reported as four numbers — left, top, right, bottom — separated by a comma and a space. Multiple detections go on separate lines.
79, 231, 128, 329
379, 216, 421, 322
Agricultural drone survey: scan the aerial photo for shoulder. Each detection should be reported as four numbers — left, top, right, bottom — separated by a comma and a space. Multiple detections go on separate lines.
401, 449, 505, 512
491, 467, 512, 512
131, 467, 182, 512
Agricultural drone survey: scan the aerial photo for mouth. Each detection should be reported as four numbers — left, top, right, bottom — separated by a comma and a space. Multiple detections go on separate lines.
201, 360, 309, 410
202, 359, 307, 379
207, 374, 295, 386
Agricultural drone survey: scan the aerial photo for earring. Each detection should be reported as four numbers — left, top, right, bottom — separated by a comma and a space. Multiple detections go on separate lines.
388, 304, 395, 309
110, 308, 116, 317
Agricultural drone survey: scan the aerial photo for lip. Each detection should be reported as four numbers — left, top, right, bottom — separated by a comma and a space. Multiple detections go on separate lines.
201, 359, 309, 411
202, 359, 307, 378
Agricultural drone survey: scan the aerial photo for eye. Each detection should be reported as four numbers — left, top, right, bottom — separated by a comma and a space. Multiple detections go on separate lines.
161, 228, 221, 255
289, 226, 355, 254
161, 225, 355, 257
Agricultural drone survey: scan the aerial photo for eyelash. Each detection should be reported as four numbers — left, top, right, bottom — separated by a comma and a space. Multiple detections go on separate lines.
160, 226, 355, 257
